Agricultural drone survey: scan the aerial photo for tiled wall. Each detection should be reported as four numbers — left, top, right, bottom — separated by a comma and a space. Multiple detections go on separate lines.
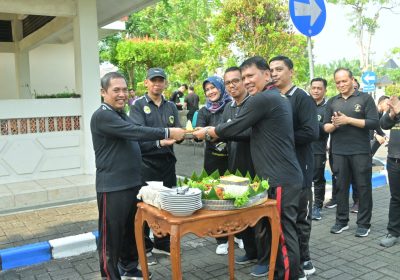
1, 116, 81, 135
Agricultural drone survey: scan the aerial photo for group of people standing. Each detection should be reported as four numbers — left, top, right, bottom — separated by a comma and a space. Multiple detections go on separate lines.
90, 54, 400, 280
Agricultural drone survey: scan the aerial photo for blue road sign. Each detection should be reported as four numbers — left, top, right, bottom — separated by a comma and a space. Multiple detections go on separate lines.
289, 0, 326, 37
363, 84, 376, 92
361, 71, 377, 85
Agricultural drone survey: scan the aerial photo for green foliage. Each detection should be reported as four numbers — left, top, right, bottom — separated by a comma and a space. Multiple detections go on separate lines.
314, 59, 362, 98
115, 38, 192, 89
125, 0, 218, 55
209, 0, 309, 83
34, 88, 79, 99
385, 84, 400, 96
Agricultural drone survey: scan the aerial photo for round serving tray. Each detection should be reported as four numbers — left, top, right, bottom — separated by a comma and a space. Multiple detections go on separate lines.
202, 190, 268, 210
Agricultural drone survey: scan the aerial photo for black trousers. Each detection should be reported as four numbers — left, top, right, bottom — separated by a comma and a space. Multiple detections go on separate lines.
387, 158, 400, 237
330, 152, 358, 204
313, 154, 327, 208
332, 154, 373, 228
141, 154, 177, 251
296, 187, 312, 265
97, 188, 140, 280
254, 185, 301, 280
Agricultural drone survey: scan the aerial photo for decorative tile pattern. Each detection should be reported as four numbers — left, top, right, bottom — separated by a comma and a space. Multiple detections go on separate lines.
29, 118, 37, 133
73, 116, 80, 130
56, 117, 64, 131
48, 117, 55, 132
19, 119, 28, 134
3, 116, 81, 134
65, 116, 72, 131
39, 118, 46, 133
10, 119, 18, 135
1, 120, 8, 135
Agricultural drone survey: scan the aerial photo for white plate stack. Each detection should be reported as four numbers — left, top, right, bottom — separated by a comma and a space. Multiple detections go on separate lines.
160, 188, 202, 216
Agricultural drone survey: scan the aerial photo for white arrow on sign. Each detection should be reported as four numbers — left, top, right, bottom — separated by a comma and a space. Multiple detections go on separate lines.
363, 73, 376, 83
294, 0, 322, 26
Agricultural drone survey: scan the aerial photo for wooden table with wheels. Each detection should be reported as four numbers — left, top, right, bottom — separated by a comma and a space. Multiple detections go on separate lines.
135, 199, 280, 280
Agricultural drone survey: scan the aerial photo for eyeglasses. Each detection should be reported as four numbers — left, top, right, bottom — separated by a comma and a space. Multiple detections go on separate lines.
224, 78, 241, 87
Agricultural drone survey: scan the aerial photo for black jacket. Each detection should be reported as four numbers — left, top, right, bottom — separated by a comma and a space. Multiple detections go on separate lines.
90, 103, 168, 192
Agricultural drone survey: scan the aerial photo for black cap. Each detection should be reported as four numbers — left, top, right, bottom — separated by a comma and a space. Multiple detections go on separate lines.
147, 68, 167, 80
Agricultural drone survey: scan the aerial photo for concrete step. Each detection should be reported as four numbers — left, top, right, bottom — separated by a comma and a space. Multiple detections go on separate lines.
0, 175, 95, 215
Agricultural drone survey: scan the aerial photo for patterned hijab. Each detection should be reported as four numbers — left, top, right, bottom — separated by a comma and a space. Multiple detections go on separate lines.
203, 76, 232, 113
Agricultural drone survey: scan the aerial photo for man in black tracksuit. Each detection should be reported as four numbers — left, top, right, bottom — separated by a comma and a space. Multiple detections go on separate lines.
222, 66, 255, 257
222, 66, 255, 178
324, 68, 379, 237
309, 78, 329, 221
194, 56, 302, 280
379, 96, 400, 247
269, 56, 319, 279
130, 68, 181, 260
90, 72, 184, 279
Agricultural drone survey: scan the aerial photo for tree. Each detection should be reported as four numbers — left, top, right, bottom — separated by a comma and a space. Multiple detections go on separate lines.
314, 59, 362, 97
115, 38, 192, 89
328, 0, 400, 70
209, 0, 309, 85
125, 0, 219, 55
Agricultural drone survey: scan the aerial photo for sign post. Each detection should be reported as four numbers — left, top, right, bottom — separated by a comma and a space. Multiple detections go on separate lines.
289, 0, 327, 79
361, 71, 377, 92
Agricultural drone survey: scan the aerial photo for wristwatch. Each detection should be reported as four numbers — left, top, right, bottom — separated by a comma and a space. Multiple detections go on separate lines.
205, 127, 212, 141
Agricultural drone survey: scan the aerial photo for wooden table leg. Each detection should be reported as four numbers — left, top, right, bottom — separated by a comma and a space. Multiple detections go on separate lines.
170, 225, 182, 280
134, 209, 150, 280
228, 235, 235, 280
268, 214, 280, 280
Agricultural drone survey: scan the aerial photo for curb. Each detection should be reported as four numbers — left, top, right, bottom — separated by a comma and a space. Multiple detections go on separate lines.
0, 231, 99, 271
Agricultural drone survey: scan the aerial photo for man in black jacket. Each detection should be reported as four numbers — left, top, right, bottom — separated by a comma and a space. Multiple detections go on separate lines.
269, 55, 319, 279
130, 68, 181, 262
324, 68, 379, 238
169, 84, 187, 110
379, 95, 400, 247
91, 72, 184, 279
194, 56, 303, 280
310, 78, 329, 221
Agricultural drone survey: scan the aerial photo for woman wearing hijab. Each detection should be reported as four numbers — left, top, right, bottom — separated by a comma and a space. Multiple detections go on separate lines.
196, 76, 233, 255
197, 76, 232, 175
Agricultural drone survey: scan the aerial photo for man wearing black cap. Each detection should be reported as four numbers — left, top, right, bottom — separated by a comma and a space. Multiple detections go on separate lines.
129, 68, 181, 263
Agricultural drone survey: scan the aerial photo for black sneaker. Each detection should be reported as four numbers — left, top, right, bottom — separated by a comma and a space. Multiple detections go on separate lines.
153, 246, 170, 256
350, 202, 359, 213
330, 224, 349, 234
303, 260, 316, 275
298, 270, 307, 280
146, 252, 157, 266
325, 199, 337, 209
355, 227, 370, 237
235, 254, 257, 265
119, 265, 152, 280
312, 206, 321, 220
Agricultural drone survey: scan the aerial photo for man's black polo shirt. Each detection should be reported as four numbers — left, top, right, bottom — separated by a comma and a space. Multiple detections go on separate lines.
312, 99, 329, 155
323, 90, 379, 155
130, 94, 181, 157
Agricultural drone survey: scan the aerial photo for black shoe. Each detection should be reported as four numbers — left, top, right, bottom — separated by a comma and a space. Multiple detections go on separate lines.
330, 224, 349, 234
350, 202, 359, 213
146, 252, 157, 266
118, 264, 152, 280
325, 199, 337, 209
355, 227, 370, 237
235, 254, 257, 264
153, 245, 170, 256
312, 206, 321, 220
303, 260, 316, 275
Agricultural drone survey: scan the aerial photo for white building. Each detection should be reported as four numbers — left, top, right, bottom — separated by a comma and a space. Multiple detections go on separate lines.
0, 0, 158, 211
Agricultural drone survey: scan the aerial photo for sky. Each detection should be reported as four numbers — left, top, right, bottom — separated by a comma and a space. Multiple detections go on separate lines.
300, 3, 400, 66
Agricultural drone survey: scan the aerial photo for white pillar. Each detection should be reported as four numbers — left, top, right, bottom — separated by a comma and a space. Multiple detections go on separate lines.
13, 18, 31, 99
73, 0, 100, 174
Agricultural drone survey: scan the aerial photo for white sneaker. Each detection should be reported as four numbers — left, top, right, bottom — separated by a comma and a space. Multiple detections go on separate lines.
216, 242, 229, 255
234, 237, 244, 249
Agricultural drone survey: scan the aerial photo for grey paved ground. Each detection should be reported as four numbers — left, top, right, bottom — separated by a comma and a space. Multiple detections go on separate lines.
1, 144, 399, 279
